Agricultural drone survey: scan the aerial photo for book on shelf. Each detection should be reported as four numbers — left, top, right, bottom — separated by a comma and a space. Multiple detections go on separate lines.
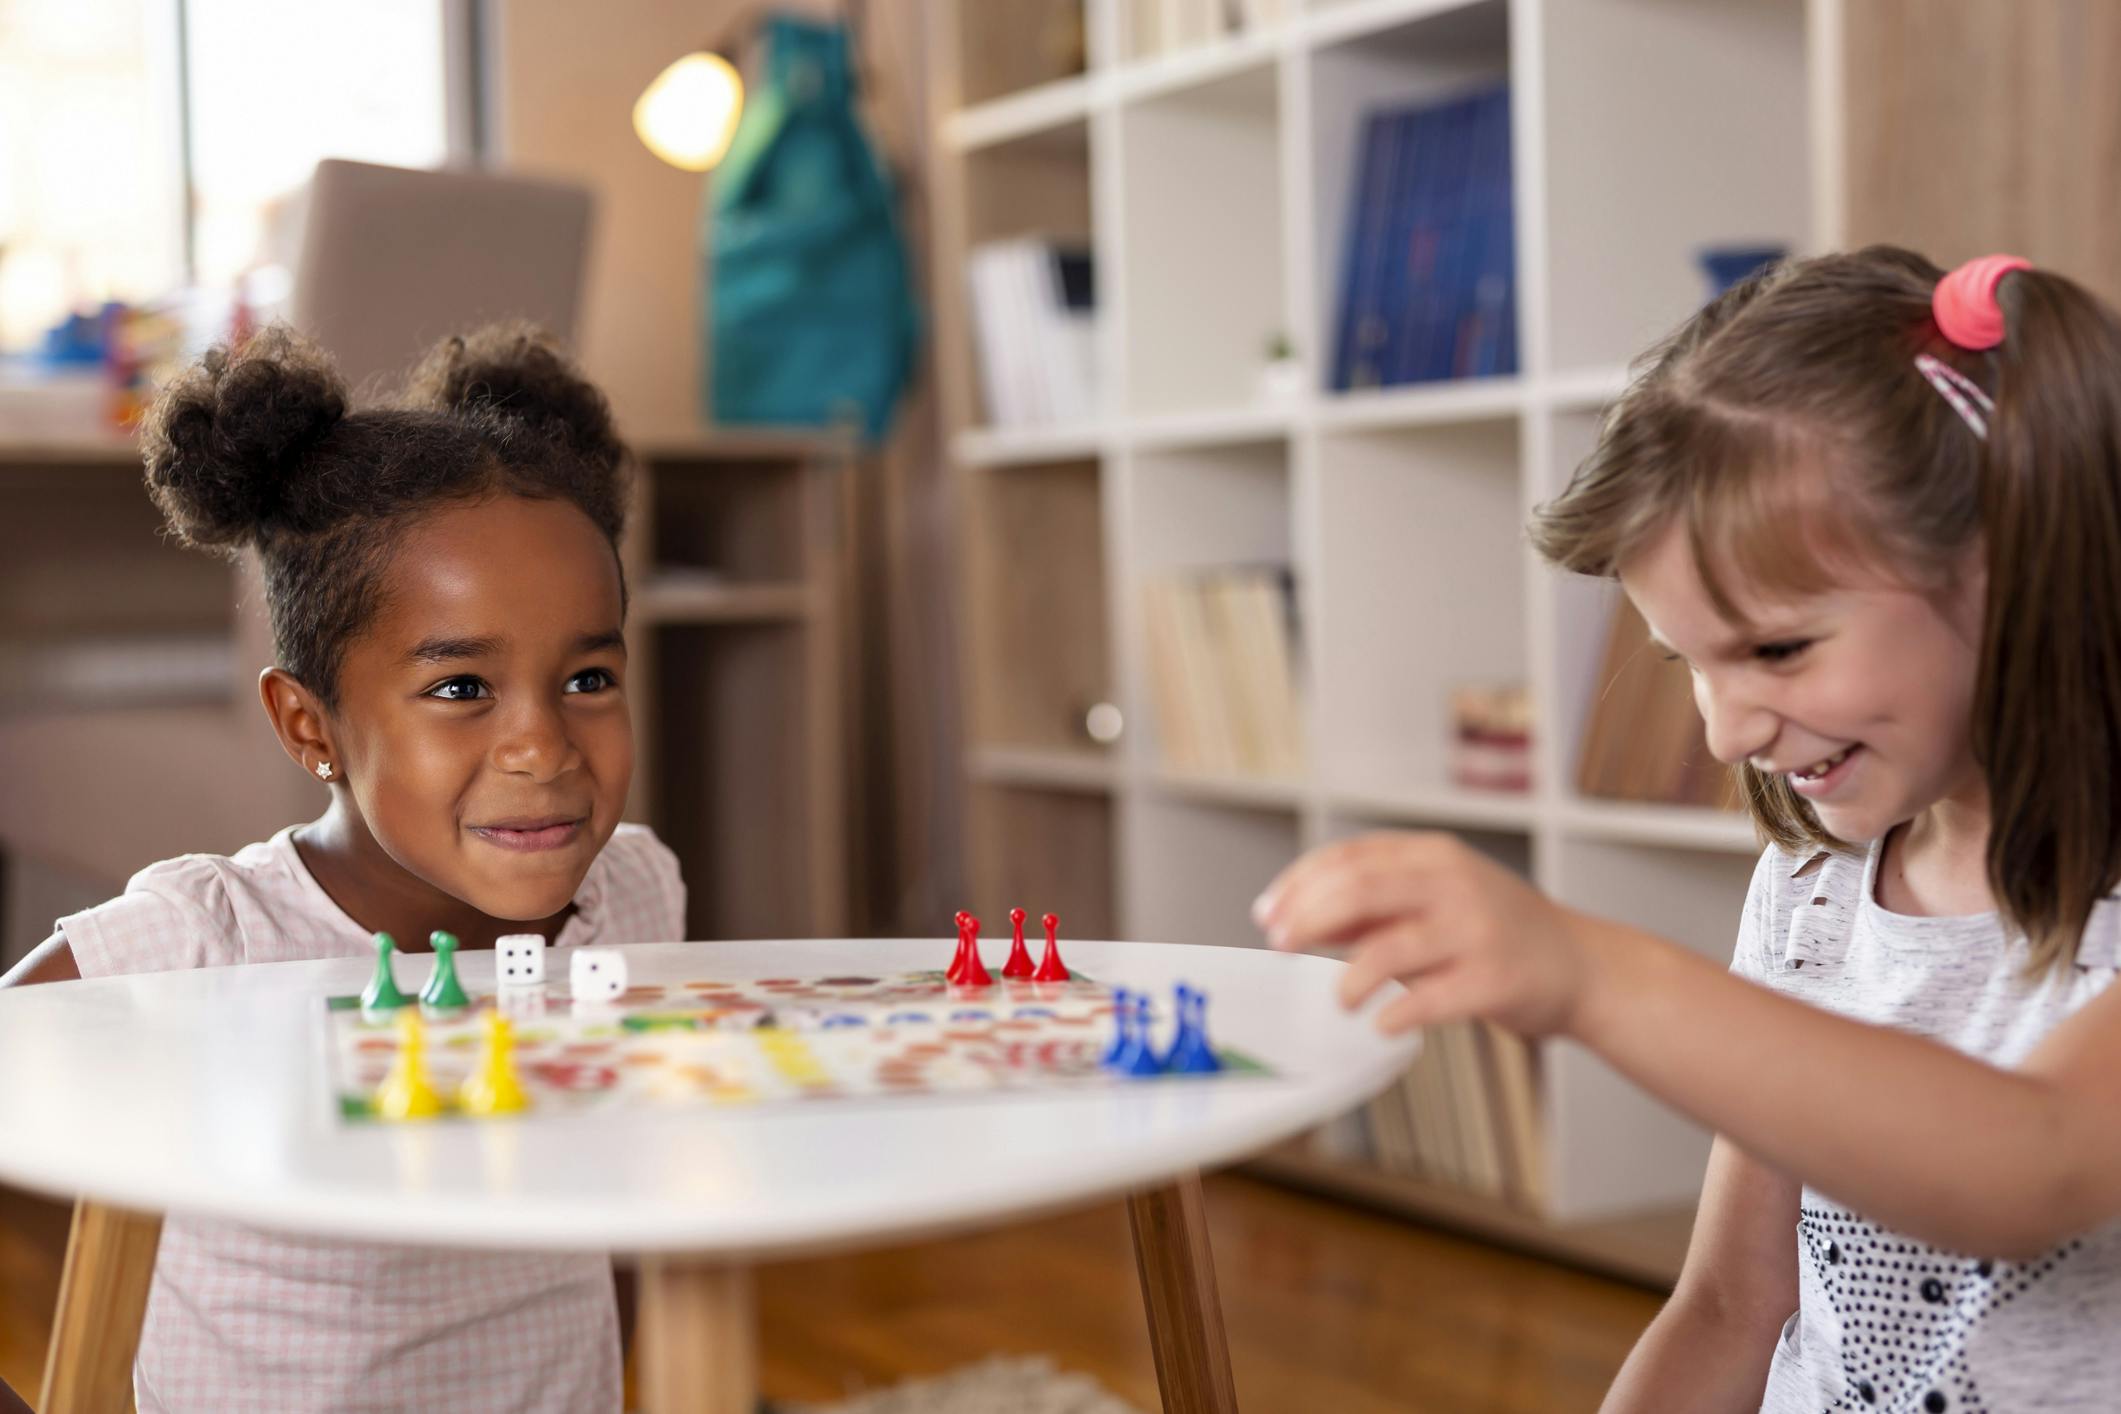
1331, 83, 1517, 392
1338, 1020, 1546, 1209
966, 237, 1096, 430
1450, 682, 1530, 793
1575, 598, 1741, 809
1141, 567, 1303, 778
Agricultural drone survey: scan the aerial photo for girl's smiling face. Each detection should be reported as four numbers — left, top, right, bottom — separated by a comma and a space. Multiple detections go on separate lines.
1621, 519, 1986, 845
318, 493, 633, 921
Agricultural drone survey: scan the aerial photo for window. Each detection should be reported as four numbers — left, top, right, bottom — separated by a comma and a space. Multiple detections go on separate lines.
0, 0, 471, 353
0, 0, 185, 350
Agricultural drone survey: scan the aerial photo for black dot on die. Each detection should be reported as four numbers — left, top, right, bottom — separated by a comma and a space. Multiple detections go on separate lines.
1926, 1392, 1948, 1412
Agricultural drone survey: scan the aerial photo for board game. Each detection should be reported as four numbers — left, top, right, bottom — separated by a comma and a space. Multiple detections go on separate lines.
327, 967, 1271, 1124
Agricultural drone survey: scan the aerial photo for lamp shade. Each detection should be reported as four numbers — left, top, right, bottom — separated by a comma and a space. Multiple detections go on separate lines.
633, 51, 745, 172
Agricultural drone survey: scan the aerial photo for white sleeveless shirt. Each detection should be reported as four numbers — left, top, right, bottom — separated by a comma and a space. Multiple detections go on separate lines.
53, 822, 686, 1414
1734, 841, 2121, 1413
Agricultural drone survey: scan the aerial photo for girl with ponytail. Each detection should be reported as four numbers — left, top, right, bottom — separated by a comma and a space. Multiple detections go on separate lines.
2, 324, 681, 1412
1255, 247, 2121, 1409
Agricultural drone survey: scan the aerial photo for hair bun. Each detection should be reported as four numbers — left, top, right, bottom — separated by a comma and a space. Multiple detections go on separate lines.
401, 322, 623, 476
141, 325, 349, 549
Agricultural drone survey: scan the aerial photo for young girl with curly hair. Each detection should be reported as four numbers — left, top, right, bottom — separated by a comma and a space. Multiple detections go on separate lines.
3, 323, 680, 1413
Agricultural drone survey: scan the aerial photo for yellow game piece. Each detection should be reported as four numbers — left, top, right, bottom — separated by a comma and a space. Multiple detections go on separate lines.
374, 1010, 443, 1121
459, 1010, 530, 1117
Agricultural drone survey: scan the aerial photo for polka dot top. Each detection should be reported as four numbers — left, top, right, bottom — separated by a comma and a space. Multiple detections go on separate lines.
1733, 841, 2121, 1413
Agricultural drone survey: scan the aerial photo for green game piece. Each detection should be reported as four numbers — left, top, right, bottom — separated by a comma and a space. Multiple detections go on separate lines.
361, 932, 410, 1012
420, 930, 470, 1010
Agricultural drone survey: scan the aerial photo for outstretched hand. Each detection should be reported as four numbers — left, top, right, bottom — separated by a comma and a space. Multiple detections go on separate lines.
1253, 831, 1601, 1038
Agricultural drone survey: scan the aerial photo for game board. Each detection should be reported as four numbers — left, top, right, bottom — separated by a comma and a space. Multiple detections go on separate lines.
326, 971, 1272, 1123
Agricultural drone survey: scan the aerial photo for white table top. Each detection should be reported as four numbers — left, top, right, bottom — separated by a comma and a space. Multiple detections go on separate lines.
0, 939, 1416, 1260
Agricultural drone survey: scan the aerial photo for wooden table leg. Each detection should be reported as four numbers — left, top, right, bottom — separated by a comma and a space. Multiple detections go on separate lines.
1127, 1173, 1239, 1414
40, 1200, 162, 1414
637, 1258, 756, 1414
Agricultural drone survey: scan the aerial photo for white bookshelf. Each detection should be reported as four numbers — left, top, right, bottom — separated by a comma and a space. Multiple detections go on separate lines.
929, 0, 1826, 1283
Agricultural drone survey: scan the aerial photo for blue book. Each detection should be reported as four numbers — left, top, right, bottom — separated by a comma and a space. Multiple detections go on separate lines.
1469, 85, 1518, 377
1340, 110, 1408, 392
1376, 105, 1441, 388
1349, 110, 1419, 389
1408, 95, 1482, 383
1446, 88, 1503, 379
1383, 100, 1439, 385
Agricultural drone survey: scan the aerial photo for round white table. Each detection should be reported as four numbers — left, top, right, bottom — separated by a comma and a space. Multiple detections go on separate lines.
0, 938, 1416, 1414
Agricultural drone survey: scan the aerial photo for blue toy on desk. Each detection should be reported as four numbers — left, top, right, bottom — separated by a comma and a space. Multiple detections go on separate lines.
1102, 989, 1163, 1077
1162, 984, 1223, 1075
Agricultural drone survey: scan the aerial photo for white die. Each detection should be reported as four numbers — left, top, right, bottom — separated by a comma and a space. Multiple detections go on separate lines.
496, 934, 546, 987
569, 947, 626, 1002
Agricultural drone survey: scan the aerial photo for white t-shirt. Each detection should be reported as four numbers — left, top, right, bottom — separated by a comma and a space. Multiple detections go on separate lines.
1733, 840, 2121, 1413
53, 822, 686, 1414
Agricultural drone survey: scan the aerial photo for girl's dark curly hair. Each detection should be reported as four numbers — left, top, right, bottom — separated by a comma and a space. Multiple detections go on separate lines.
142, 322, 629, 710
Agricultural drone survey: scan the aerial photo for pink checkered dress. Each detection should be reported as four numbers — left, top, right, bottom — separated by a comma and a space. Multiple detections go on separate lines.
53, 823, 687, 1413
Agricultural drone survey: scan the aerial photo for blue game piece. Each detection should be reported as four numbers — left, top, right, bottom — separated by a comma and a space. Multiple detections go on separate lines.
1164, 984, 1223, 1075
1159, 983, 1194, 1068
1117, 994, 1162, 1077
1100, 988, 1134, 1068
1104, 992, 1161, 1078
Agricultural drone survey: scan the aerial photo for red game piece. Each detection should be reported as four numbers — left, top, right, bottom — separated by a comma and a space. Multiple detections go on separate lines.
1034, 912, 1070, 982
1002, 906, 1036, 979
955, 915, 993, 987
947, 912, 973, 984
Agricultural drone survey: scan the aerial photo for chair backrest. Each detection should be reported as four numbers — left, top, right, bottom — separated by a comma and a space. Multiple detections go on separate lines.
290, 158, 594, 401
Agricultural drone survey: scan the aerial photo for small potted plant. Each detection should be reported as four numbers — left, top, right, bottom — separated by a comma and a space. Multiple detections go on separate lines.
1258, 331, 1303, 404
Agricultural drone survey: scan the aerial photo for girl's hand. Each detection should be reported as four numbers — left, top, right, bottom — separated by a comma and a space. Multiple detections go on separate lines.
1252, 831, 1600, 1038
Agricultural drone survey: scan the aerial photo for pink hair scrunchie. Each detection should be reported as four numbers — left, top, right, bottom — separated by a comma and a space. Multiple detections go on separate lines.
1933, 254, 2032, 350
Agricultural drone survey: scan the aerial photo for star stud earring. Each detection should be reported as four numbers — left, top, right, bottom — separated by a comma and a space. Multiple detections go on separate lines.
315, 761, 334, 782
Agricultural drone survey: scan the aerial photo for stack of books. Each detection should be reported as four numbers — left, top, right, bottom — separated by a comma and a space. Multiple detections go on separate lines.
1141, 568, 1303, 777
1306, 1021, 1546, 1210
1576, 600, 1740, 809
1450, 683, 1531, 794
1330, 83, 1517, 392
966, 238, 1097, 429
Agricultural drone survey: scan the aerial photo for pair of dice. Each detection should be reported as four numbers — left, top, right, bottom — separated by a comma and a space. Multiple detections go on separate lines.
496, 935, 628, 1002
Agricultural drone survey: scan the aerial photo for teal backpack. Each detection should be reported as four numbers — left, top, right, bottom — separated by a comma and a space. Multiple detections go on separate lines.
708, 14, 920, 444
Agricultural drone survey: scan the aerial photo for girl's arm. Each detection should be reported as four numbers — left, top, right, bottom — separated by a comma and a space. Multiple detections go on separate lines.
1257, 832, 2121, 1259
1571, 911, 2115, 1258
1601, 1138, 1797, 1413
0, 932, 78, 987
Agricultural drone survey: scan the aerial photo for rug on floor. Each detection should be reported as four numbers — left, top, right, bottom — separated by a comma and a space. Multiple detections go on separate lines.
777, 1355, 1149, 1414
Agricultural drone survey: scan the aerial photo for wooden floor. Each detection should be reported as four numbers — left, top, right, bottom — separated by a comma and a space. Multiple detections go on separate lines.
1, 1174, 1664, 1412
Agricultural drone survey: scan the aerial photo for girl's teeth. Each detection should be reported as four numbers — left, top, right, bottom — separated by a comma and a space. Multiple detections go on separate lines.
1794, 748, 1851, 781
